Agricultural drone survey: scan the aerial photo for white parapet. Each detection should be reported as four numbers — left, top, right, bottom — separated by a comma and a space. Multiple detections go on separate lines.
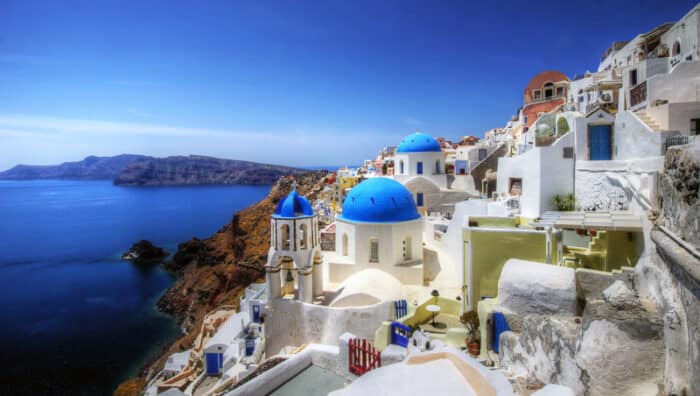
497, 259, 577, 316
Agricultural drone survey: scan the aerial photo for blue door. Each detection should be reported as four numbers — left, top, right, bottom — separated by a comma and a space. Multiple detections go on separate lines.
589, 125, 612, 160
416, 161, 423, 174
252, 305, 260, 323
492, 312, 510, 353
390, 322, 411, 347
205, 353, 222, 375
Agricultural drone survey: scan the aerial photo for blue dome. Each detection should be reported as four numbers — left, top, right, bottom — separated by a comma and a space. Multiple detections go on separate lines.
396, 132, 442, 153
339, 178, 421, 223
273, 190, 314, 218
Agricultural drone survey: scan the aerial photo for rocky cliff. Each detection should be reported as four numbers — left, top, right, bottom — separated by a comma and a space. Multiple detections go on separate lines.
113, 155, 308, 186
0, 154, 148, 180
114, 170, 330, 396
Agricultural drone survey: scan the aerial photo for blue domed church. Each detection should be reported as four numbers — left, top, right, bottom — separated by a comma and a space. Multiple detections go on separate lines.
328, 177, 425, 288
392, 132, 448, 215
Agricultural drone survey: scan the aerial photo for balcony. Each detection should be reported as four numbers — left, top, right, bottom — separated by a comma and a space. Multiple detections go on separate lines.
630, 81, 647, 108
526, 93, 566, 106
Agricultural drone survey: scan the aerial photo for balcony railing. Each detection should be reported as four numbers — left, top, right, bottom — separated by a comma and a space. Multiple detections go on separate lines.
526, 93, 565, 105
630, 81, 647, 107
665, 135, 697, 151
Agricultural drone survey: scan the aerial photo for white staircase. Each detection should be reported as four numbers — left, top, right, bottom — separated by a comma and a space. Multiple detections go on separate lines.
634, 110, 662, 131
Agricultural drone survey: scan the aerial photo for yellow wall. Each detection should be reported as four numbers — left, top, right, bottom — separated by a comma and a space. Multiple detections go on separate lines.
563, 230, 643, 271
464, 229, 557, 305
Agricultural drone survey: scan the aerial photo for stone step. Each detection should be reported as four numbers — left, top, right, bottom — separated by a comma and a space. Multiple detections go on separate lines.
635, 111, 662, 131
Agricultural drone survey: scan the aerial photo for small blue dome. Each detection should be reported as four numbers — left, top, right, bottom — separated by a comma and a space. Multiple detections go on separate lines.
273, 190, 314, 218
396, 132, 442, 153
339, 178, 420, 223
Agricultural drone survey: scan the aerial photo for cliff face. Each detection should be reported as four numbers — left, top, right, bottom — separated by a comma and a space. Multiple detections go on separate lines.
115, 171, 329, 394
0, 154, 149, 180
113, 155, 308, 186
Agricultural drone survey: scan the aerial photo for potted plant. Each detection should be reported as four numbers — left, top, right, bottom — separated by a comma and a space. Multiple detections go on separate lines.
460, 310, 480, 356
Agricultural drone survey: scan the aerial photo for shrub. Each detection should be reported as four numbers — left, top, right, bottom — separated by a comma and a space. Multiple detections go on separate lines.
557, 116, 570, 135
552, 193, 576, 211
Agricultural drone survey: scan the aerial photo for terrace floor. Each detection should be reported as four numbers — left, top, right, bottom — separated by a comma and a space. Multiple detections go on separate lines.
268, 365, 347, 396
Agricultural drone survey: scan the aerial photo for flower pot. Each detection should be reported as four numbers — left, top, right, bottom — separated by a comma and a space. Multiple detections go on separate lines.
467, 341, 480, 356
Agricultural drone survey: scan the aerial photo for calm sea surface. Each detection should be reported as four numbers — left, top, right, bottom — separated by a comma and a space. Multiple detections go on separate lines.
0, 180, 270, 395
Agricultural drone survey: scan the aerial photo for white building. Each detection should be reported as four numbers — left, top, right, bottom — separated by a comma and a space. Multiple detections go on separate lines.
496, 131, 575, 218
163, 350, 193, 379
203, 312, 252, 376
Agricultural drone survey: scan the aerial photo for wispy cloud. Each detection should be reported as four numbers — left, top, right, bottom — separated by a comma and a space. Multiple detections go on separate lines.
0, 114, 263, 138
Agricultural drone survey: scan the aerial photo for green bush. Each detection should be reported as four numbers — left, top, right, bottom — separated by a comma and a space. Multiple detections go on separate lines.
552, 193, 575, 211
557, 116, 570, 135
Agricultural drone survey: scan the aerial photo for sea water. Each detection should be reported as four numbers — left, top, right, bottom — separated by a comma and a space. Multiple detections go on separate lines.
0, 180, 269, 395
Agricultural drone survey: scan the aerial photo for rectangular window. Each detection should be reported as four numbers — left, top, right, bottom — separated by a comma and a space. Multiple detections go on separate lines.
416, 161, 423, 174
556, 87, 564, 97
369, 238, 379, 263
509, 178, 522, 196
534, 90, 541, 100
630, 69, 638, 87
416, 192, 424, 207
691, 119, 700, 136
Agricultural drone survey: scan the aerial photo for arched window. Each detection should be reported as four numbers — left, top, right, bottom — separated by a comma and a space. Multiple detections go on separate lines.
299, 224, 307, 249
672, 41, 681, 56
281, 224, 290, 250
369, 238, 379, 263
399, 160, 404, 174
403, 236, 412, 261
543, 82, 554, 99
435, 160, 441, 174
342, 233, 348, 256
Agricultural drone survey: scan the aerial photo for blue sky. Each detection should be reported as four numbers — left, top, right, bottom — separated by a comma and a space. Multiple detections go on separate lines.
0, 0, 696, 170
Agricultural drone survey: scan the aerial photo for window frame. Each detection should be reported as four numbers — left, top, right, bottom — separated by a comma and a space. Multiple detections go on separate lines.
369, 238, 379, 263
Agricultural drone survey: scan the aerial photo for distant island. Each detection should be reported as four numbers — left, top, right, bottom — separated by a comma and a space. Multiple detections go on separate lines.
0, 154, 308, 186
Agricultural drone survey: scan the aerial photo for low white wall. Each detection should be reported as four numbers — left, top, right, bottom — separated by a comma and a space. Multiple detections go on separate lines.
265, 298, 393, 356
614, 111, 677, 160
575, 157, 663, 213
498, 259, 577, 315
225, 344, 343, 396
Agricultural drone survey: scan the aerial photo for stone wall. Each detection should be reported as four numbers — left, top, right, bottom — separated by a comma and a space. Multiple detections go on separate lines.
657, 144, 700, 248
